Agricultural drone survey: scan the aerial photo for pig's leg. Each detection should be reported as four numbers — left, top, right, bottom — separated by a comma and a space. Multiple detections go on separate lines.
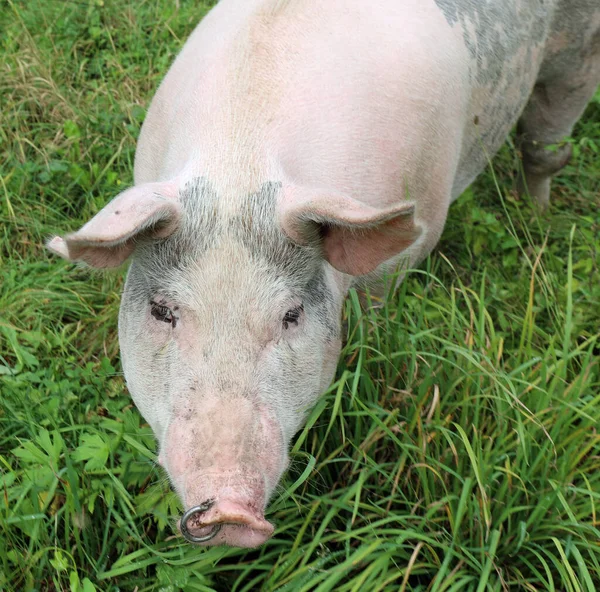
516, 54, 600, 209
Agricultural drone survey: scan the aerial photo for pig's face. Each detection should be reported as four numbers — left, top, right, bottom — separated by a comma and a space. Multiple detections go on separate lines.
118, 181, 344, 547
48, 177, 419, 547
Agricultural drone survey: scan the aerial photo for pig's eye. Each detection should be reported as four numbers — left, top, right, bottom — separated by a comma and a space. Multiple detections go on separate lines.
282, 305, 303, 330
150, 300, 177, 327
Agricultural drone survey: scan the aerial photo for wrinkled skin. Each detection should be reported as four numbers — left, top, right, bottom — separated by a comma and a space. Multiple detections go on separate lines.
48, 0, 600, 547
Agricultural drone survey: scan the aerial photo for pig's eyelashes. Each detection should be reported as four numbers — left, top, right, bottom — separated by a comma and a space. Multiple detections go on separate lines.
282, 304, 303, 330
150, 300, 178, 327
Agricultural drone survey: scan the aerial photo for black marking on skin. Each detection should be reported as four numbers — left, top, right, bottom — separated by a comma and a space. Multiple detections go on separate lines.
125, 177, 342, 348
217, 376, 235, 393
301, 269, 339, 341
433, 0, 548, 87
538, 0, 600, 76
431, 0, 574, 192
231, 181, 320, 279
132, 178, 320, 287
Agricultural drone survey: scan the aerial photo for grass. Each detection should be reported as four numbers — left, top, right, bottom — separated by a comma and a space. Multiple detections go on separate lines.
1, 0, 599, 590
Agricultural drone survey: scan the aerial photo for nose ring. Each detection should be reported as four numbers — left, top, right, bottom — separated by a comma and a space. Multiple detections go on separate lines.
180, 501, 222, 543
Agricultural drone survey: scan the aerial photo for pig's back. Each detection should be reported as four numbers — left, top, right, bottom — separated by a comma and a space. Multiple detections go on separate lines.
134, 0, 470, 209
135, 0, 571, 209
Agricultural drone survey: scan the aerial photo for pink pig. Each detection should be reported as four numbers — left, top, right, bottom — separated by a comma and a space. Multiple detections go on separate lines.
49, 0, 600, 546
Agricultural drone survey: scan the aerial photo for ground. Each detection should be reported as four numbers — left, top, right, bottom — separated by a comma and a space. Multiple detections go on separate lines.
1, 1, 599, 591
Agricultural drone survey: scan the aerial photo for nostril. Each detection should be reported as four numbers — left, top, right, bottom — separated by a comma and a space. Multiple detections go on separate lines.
180, 500, 221, 543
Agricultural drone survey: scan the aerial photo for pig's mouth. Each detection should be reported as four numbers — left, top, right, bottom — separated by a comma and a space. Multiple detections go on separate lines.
179, 498, 274, 547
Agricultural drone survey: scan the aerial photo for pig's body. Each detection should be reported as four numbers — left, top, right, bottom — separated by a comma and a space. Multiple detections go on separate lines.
49, 0, 600, 547
135, 0, 599, 264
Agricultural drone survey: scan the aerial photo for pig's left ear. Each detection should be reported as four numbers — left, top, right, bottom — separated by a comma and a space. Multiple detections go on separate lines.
279, 187, 422, 276
47, 181, 181, 268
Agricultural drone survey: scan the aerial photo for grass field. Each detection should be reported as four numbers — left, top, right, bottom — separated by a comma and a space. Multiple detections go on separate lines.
1, 1, 599, 590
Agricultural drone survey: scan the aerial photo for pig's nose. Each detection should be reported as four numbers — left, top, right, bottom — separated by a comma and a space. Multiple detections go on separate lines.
179, 498, 274, 547
180, 500, 222, 543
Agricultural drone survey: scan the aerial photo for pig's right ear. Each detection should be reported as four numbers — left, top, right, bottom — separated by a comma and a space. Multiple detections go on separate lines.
47, 182, 181, 268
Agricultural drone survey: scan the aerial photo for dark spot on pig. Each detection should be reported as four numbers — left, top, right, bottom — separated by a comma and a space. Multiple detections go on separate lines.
127, 177, 331, 342
114, 210, 120, 215
231, 181, 319, 281
434, 0, 547, 86
303, 270, 339, 340
133, 177, 318, 290
217, 377, 235, 393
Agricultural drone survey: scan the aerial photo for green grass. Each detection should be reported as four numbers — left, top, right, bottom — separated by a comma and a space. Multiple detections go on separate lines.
1, 1, 599, 590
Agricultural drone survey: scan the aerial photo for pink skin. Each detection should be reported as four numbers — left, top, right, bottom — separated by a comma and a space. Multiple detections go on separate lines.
278, 186, 421, 275
163, 395, 287, 547
46, 182, 180, 268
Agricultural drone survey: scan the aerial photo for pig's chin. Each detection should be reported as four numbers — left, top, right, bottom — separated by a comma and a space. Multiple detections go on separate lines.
179, 499, 275, 547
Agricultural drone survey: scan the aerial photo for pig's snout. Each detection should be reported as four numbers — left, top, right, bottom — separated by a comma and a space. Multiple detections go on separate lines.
165, 396, 286, 547
179, 498, 274, 547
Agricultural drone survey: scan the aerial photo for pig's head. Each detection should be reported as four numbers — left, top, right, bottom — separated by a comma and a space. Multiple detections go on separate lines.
48, 178, 420, 547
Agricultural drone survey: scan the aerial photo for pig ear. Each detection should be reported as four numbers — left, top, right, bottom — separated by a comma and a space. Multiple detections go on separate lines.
47, 182, 181, 268
279, 187, 421, 276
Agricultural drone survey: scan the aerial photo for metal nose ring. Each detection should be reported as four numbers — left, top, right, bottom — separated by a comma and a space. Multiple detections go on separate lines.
180, 501, 222, 543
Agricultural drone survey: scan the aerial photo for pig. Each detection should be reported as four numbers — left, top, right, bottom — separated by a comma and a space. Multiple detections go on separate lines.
48, 0, 600, 547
